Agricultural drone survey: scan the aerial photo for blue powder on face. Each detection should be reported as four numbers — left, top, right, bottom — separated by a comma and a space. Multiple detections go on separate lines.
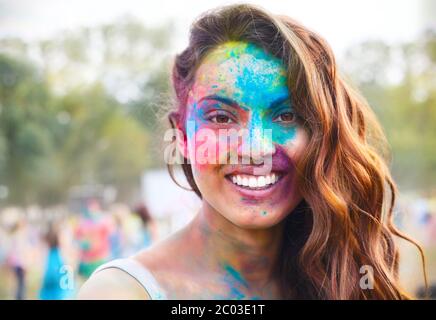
188, 41, 298, 146
230, 43, 296, 145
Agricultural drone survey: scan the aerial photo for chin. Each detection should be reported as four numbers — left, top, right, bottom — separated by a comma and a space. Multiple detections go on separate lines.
222, 208, 288, 230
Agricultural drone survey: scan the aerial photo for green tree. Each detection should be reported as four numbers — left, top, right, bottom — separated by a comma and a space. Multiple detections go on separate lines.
0, 54, 57, 204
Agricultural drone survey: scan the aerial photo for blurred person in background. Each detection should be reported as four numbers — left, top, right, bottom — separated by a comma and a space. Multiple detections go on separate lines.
39, 222, 73, 300
5, 213, 29, 300
132, 203, 158, 251
108, 210, 124, 260
75, 199, 111, 279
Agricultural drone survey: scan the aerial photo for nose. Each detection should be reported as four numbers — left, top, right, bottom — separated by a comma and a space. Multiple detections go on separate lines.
238, 116, 276, 164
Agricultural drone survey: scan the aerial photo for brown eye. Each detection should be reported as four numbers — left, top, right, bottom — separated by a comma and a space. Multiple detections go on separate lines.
276, 112, 295, 123
212, 114, 232, 124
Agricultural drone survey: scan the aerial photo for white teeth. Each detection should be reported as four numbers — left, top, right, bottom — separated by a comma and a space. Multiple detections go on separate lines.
248, 177, 257, 188
230, 173, 280, 189
257, 176, 266, 187
237, 175, 242, 185
242, 177, 249, 187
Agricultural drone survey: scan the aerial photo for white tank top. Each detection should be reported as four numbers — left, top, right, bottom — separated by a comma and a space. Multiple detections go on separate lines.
92, 258, 167, 300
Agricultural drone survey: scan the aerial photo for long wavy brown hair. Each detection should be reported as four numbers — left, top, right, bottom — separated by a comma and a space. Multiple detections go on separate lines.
167, 3, 427, 299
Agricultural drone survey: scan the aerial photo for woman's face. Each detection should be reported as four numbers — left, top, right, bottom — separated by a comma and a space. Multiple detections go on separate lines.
183, 41, 308, 228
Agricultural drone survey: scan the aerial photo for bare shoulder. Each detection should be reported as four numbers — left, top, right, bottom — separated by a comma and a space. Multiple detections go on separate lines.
132, 227, 189, 274
129, 227, 200, 298
77, 267, 151, 300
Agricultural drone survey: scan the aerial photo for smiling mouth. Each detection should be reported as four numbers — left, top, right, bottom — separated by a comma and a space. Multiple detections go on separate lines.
225, 172, 284, 190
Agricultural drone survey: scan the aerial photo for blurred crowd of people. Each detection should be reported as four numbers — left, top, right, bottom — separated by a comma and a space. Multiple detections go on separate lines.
0, 199, 158, 300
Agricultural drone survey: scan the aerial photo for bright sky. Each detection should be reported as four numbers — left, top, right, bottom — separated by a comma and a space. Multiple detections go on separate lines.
0, 0, 433, 57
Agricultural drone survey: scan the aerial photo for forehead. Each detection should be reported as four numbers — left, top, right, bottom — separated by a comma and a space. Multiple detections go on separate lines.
191, 41, 289, 107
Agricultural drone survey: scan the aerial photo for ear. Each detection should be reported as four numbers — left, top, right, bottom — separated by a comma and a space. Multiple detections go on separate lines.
169, 112, 189, 160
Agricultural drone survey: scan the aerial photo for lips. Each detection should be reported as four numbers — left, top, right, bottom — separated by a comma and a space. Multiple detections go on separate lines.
222, 145, 293, 176
224, 172, 289, 200
222, 146, 294, 198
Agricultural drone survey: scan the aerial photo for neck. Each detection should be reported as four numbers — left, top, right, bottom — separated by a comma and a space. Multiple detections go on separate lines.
186, 201, 285, 294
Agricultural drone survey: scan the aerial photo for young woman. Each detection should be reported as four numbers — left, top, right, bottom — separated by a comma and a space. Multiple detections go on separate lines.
78, 4, 426, 299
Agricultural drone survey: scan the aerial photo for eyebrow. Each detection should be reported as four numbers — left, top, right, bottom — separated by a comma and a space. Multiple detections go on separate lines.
270, 95, 291, 109
197, 94, 290, 111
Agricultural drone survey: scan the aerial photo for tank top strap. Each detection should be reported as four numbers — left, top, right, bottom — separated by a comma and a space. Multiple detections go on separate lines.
92, 258, 167, 300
